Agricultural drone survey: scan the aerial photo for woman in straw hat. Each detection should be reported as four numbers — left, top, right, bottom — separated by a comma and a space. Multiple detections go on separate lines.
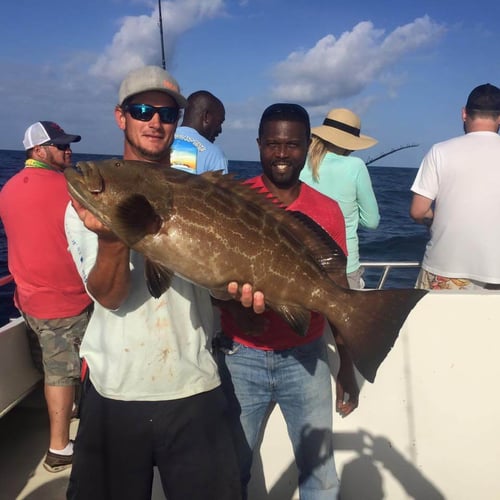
300, 108, 380, 288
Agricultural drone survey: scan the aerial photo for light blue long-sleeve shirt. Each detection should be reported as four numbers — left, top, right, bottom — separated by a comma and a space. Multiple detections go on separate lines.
300, 152, 380, 273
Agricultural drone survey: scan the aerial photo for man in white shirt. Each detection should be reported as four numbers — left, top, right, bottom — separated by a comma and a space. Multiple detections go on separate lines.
410, 83, 500, 290
65, 65, 263, 500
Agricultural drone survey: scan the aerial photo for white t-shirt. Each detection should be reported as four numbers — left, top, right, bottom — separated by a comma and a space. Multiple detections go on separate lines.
411, 131, 500, 283
65, 204, 220, 401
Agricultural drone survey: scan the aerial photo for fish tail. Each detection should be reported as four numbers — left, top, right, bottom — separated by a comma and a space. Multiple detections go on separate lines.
327, 288, 428, 383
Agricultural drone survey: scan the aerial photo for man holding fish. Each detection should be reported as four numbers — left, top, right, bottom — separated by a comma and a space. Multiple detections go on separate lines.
64, 65, 262, 500
215, 103, 359, 500
63, 68, 427, 499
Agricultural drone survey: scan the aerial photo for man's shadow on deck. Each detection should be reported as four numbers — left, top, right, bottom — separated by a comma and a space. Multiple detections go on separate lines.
248, 420, 444, 500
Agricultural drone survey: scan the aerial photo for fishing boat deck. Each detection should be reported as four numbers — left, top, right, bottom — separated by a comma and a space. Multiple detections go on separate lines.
3, 265, 500, 499
0, 389, 78, 500
0, 262, 419, 500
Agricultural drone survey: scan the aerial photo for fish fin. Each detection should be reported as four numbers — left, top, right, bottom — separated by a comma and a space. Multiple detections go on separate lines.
145, 259, 174, 298
196, 172, 286, 209
327, 288, 428, 383
200, 170, 228, 180
114, 194, 164, 246
271, 304, 311, 337
288, 211, 349, 288
203, 175, 349, 287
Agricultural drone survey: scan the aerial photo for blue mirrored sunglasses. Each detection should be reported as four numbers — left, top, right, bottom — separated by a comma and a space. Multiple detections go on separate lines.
124, 104, 179, 124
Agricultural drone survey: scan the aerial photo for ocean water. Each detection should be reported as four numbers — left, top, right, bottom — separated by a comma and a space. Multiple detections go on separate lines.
0, 149, 428, 327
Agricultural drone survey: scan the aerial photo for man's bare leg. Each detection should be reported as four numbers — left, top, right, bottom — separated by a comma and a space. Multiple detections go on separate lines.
44, 384, 74, 450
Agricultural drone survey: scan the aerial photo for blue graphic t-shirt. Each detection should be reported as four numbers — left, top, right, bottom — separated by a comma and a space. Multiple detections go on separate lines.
171, 126, 228, 174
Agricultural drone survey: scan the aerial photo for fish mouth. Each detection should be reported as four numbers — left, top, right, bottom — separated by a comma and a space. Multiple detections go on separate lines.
65, 167, 95, 209
65, 162, 106, 206
65, 166, 85, 196
65, 163, 103, 196
64, 164, 114, 229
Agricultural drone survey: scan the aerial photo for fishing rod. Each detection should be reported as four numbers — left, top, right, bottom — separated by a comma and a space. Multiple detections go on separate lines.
158, 0, 166, 70
366, 144, 419, 166
0, 274, 13, 287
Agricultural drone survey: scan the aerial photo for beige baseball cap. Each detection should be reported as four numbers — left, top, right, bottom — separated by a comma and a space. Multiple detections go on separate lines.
118, 66, 188, 108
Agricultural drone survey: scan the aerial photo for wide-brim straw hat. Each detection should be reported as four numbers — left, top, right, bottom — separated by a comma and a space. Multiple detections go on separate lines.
312, 108, 377, 151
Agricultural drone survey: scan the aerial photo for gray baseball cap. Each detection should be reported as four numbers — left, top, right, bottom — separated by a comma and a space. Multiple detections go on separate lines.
118, 66, 188, 108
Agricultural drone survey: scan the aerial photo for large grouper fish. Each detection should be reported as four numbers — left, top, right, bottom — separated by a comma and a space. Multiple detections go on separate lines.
65, 159, 427, 382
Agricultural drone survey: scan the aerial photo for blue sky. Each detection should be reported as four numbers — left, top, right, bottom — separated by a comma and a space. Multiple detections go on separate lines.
1, 0, 499, 166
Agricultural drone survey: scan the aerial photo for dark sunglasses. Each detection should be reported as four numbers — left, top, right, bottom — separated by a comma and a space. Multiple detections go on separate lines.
43, 143, 71, 151
124, 103, 179, 124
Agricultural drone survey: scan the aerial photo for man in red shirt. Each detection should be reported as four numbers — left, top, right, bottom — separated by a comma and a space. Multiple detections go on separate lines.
0, 121, 92, 472
215, 103, 359, 499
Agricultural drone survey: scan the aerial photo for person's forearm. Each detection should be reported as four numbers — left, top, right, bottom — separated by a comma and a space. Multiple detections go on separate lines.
412, 207, 434, 226
410, 194, 434, 225
87, 238, 131, 309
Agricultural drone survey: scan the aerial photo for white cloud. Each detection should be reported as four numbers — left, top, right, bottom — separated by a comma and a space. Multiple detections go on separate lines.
271, 16, 446, 105
90, 0, 225, 83
0, 0, 228, 154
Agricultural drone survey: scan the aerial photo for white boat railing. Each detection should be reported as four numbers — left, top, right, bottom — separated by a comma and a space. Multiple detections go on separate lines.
2, 264, 423, 295
361, 261, 421, 289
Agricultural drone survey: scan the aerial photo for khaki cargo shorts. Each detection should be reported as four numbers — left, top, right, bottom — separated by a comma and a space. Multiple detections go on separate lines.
416, 269, 500, 291
23, 307, 91, 386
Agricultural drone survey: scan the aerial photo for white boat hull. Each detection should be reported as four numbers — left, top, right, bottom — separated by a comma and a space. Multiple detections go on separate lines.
0, 317, 42, 418
247, 290, 500, 499
2, 290, 499, 499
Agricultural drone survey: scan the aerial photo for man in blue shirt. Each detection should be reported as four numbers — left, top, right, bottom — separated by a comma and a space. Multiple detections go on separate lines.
171, 90, 228, 174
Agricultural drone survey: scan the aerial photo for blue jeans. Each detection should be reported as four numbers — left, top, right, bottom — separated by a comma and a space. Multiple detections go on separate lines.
217, 335, 339, 500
